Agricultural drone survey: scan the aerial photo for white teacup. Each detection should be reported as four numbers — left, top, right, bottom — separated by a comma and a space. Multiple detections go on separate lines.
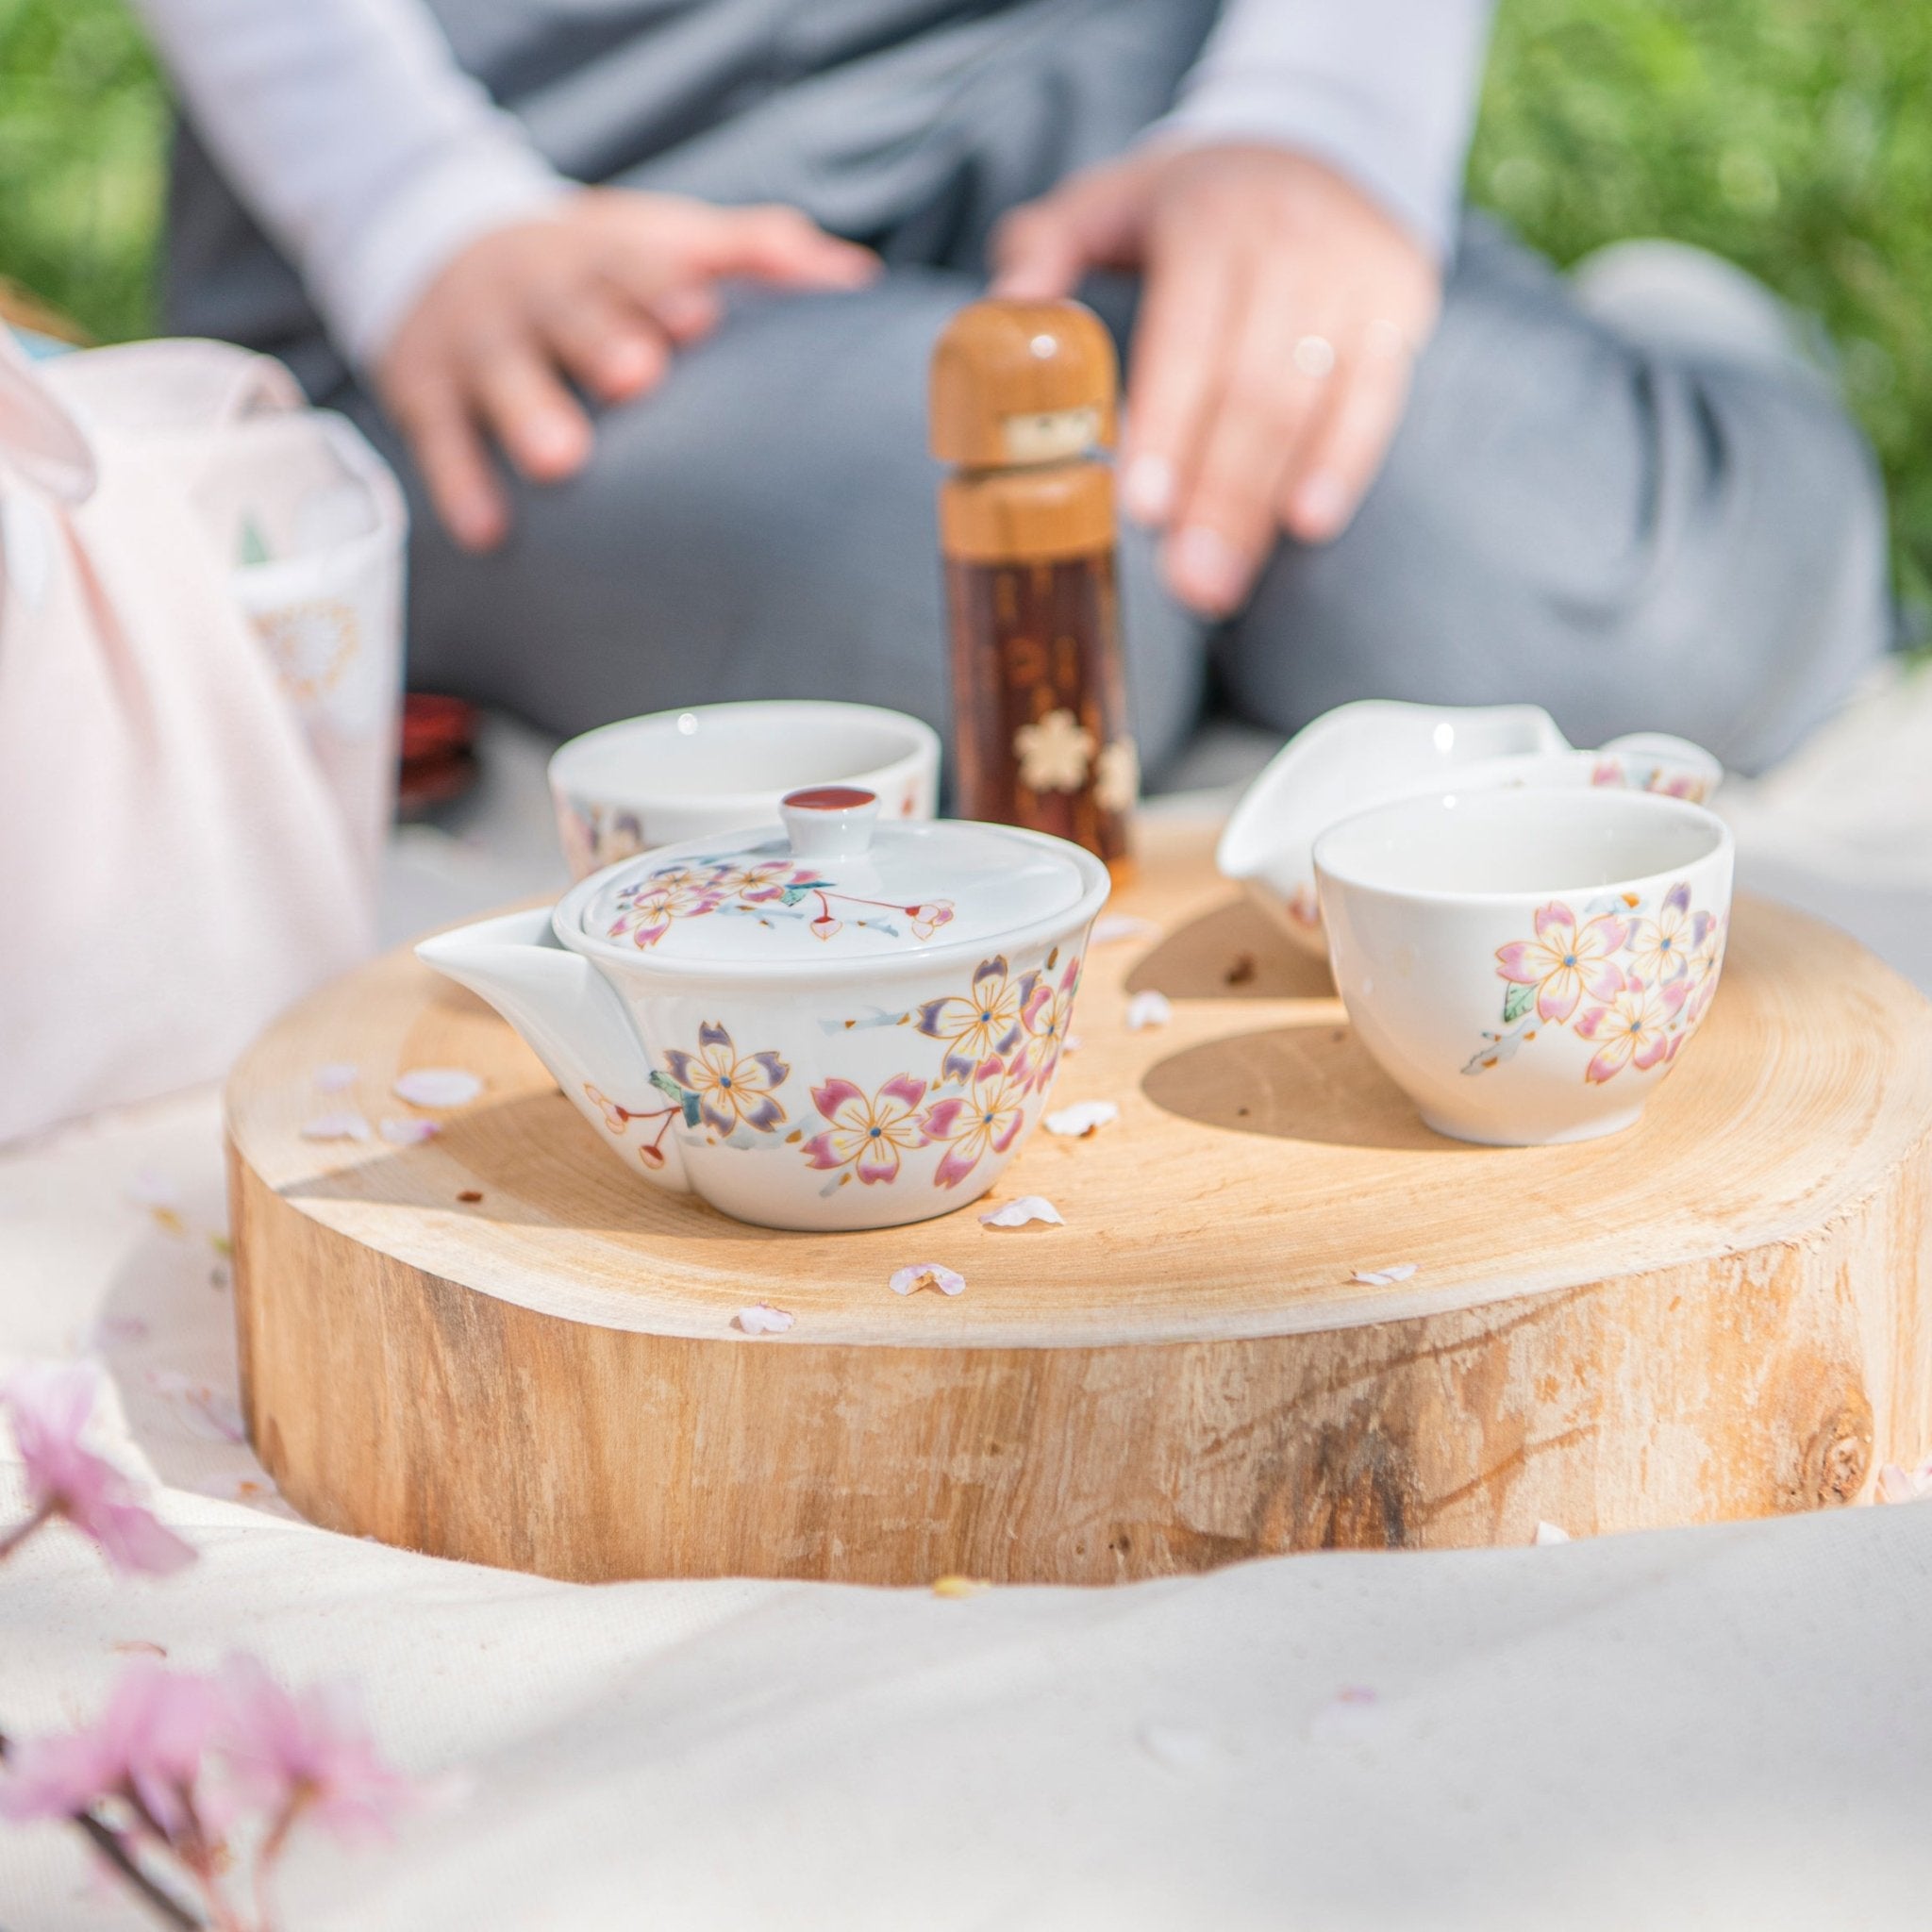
550, 701, 941, 880
1315, 789, 1734, 1145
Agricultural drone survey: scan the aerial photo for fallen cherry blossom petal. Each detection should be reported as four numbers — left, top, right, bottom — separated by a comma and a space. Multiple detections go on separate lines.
1124, 991, 1173, 1030
312, 1062, 359, 1092
890, 1264, 966, 1298
732, 1304, 794, 1335
1533, 1521, 1573, 1545
1044, 1099, 1119, 1138
1875, 1458, 1932, 1504
1092, 914, 1159, 945
1352, 1263, 1419, 1287
931, 1574, 991, 1599
378, 1117, 441, 1146
980, 1195, 1064, 1229
302, 1111, 373, 1143
392, 1068, 484, 1108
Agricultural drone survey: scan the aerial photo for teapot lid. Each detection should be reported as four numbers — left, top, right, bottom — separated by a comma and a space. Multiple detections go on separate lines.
567, 788, 1102, 970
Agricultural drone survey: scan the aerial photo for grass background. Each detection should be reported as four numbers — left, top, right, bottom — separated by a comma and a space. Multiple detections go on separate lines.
1, 0, 1926, 608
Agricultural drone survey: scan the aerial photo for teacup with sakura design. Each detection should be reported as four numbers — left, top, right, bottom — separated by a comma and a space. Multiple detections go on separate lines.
549, 700, 941, 880
1314, 788, 1733, 1146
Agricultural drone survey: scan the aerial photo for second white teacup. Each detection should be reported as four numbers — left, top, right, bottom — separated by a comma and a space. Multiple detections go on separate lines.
550, 700, 941, 880
1315, 788, 1734, 1146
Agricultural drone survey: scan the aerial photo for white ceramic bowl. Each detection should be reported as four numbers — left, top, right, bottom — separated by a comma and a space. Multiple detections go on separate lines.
549, 700, 941, 879
1218, 701, 1723, 958
1315, 788, 1734, 1146
419, 788, 1109, 1231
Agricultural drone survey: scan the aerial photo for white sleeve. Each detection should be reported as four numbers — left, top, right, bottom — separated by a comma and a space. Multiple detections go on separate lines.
1146, 0, 1496, 260
130, 0, 571, 368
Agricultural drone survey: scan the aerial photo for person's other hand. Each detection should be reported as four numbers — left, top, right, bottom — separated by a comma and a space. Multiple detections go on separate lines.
991, 145, 1441, 618
377, 188, 879, 550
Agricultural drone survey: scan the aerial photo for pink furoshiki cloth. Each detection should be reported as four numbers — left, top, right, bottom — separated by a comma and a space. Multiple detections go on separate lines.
0, 331, 405, 1143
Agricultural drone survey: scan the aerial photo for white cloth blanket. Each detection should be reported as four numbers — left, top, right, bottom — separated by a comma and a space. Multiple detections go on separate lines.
2, 1089, 1931, 1929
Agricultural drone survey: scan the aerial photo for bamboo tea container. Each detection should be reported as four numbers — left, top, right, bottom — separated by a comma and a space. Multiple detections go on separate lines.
931, 299, 1135, 874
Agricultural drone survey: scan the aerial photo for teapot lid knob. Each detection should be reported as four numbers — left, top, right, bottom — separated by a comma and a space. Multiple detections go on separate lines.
780, 786, 880, 861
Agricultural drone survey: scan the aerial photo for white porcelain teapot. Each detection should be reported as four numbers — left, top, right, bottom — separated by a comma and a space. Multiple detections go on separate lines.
417, 788, 1110, 1231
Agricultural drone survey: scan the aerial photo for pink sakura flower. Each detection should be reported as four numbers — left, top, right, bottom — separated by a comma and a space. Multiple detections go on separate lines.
920, 1069, 1028, 1188
1, 1657, 427, 1932
1590, 759, 1624, 788
0, 1660, 223, 1839
905, 902, 954, 941
802, 1074, 929, 1184
216, 1656, 420, 1849
663, 1023, 789, 1136
1018, 955, 1081, 1090
915, 955, 1039, 1085
643, 862, 720, 892
0, 1363, 193, 1575
1574, 980, 1688, 1084
1631, 766, 1708, 802
609, 877, 722, 948
1496, 903, 1628, 1024
708, 859, 798, 903
1624, 882, 1703, 987
1675, 911, 1727, 1031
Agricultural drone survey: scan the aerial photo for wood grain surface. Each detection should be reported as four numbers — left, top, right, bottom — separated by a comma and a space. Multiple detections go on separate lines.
226, 817, 1932, 1583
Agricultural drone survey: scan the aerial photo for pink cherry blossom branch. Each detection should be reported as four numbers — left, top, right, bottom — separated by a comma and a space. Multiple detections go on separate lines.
72, 1807, 206, 1931
0, 1728, 206, 1931
0, 1503, 52, 1564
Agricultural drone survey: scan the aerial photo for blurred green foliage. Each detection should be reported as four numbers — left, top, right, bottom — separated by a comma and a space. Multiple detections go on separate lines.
0, 0, 1926, 601
1474, 0, 1932, 611
0, 0, 164, 345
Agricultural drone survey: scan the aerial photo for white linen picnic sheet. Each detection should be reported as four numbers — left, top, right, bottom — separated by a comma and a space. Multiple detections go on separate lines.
3, 1088, 1931, 1929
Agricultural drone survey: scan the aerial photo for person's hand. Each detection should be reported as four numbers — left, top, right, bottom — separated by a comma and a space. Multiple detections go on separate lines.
992, 145, 1441, 617
377, 188, 879, 550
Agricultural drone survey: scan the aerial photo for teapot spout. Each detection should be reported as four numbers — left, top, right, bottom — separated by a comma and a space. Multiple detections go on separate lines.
414, 909, 691, 1192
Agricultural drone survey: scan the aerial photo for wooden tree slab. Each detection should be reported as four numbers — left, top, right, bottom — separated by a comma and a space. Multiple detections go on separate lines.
226, 817, 1932, 1584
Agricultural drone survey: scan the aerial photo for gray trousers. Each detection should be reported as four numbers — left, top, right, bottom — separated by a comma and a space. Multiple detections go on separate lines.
166, 0, 1890, 776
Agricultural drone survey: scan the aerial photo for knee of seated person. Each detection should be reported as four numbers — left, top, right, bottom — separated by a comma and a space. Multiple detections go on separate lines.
1218, 357, 1894, 772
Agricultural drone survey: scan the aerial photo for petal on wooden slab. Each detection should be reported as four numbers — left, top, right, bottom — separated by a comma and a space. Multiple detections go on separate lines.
732, 1304, 795, 1335
890, 1264, 966, 1297
980, 1195, 1064, 1229
1352, 1263, 1418, 1287
1044, 1100, 1119, 1138
392, 1068, 485, 1108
